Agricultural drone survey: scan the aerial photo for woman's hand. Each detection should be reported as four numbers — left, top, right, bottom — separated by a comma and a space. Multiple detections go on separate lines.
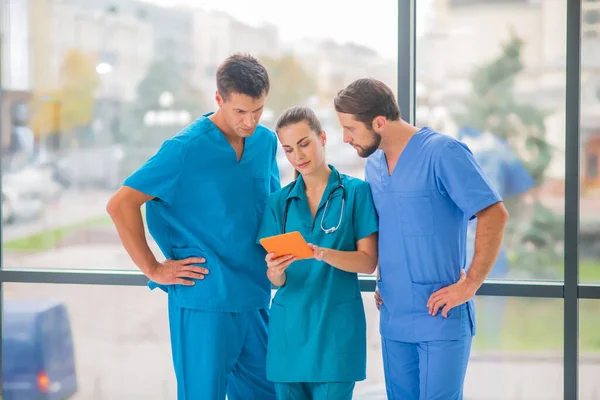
265, 253, 295, 286
308, 244, 329, 261
266, 253, 296, 272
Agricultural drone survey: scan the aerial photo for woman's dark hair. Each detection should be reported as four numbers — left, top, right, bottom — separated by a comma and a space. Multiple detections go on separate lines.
334, 78, 401, 126
216, 53, 270, 100
276, 106, 322, 134
275, 106, 323, 179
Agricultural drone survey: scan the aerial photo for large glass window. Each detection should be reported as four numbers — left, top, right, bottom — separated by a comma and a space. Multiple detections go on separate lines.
2, 0, 598, 399
0, 0, 398, 270
416, 0, 567, 281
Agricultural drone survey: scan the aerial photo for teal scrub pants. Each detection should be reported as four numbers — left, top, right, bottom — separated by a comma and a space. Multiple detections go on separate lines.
274, 382, 355, 400
168, 297, 276, 400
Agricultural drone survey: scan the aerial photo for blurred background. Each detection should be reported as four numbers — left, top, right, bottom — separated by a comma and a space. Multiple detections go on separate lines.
1, 0, 599, 399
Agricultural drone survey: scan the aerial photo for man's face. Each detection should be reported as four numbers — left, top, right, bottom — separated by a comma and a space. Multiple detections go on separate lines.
336, 112, 381, 158
217, 91, 266, 138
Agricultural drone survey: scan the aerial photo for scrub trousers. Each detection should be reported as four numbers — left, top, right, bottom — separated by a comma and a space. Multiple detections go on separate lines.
381, 312, 473, 400
168, 298, 276, 400
274, 382, 355, 400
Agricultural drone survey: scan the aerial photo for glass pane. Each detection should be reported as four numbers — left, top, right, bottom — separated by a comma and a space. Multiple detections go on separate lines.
580, 0, 600, 284
2, 284, 386, 399
579, 300, 600, 399
416, 0, 567, 281
356, 292, 385, 398
3, 283, 173, 399
1, 1, 398, 269
355, 295, 564, 399
466, 296, 563, 400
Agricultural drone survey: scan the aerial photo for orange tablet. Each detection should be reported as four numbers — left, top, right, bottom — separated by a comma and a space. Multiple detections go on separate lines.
259, 231, 314, 260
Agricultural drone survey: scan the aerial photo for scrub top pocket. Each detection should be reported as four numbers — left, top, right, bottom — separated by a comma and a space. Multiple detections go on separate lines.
396, 191, 435, 236
332, 298, 367, 355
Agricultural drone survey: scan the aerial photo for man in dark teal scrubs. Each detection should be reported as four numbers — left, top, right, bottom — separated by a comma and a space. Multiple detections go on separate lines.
107, 54, 279, 400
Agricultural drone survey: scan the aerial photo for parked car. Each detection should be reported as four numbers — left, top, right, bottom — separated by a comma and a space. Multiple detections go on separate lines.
1, 182, 46, 225
3, 300, 78, 400
53, 145, 124, 190
2, 157, 62, 206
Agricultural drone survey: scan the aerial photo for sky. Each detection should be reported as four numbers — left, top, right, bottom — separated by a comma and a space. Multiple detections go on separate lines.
142, 0, 432, 59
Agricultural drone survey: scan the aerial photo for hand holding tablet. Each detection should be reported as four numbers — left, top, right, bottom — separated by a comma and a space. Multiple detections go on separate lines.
259, 231, 314, 260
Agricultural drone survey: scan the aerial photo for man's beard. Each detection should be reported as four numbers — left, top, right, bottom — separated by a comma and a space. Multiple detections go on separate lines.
355, 129, 381, 158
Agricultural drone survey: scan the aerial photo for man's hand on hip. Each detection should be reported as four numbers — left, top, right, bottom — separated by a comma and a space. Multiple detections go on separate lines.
375, 287, 383, 311
148, 257, 209, 286
427, 269, 477, 318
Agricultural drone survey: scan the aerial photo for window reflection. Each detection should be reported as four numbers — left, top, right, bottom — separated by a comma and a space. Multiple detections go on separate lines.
416, 0, 568, 281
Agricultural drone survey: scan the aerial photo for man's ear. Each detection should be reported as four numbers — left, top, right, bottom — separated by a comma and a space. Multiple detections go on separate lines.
215, 91, 223, 107
372, 116, 387, 132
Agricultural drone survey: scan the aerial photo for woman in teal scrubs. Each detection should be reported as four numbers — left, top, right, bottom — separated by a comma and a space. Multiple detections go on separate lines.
256, 106, 379, 400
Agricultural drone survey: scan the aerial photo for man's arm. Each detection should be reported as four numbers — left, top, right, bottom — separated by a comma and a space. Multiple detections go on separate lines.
427, 201, 508, 317
428, 140, 507, 317
464, 201, 509, 290
106, 187, 207, 285
106, 187, 159, 277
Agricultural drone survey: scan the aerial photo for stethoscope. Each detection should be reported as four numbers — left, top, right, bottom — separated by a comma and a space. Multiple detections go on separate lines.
282, 171, 346, 234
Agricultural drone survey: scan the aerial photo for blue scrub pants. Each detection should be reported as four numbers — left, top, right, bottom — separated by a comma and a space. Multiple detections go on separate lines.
168, 298, 276, 400
381, 317, 473, 400
274, 382, 355, 400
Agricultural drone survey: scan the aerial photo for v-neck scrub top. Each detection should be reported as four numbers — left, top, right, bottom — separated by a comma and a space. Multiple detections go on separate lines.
365, 127, 502, 343
256, 166, 379, 383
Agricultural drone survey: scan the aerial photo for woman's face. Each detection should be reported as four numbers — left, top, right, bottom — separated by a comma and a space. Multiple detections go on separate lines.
278, 121, 326, 177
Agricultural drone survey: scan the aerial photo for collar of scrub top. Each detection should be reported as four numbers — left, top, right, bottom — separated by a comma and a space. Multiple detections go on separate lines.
201, 111, 260, 149
283, 165, 345, 233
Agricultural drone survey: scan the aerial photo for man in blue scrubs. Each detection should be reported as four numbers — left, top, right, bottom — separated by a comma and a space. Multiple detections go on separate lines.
106, 54, 279, 400
334, 78, 510, 400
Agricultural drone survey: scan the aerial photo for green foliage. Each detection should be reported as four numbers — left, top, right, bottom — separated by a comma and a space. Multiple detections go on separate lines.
455, 31, 552, 183
455, 31, 563, 274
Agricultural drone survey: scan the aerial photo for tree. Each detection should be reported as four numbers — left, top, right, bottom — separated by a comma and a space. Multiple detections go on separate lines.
260, 54, 318, 118
455, 32, 552, 182
454, 32, 562, 278
31, 49, 100, 137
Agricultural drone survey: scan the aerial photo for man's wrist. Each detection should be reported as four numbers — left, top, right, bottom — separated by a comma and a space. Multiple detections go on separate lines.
143, 260, 161, 280
464, 275, 482, 296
